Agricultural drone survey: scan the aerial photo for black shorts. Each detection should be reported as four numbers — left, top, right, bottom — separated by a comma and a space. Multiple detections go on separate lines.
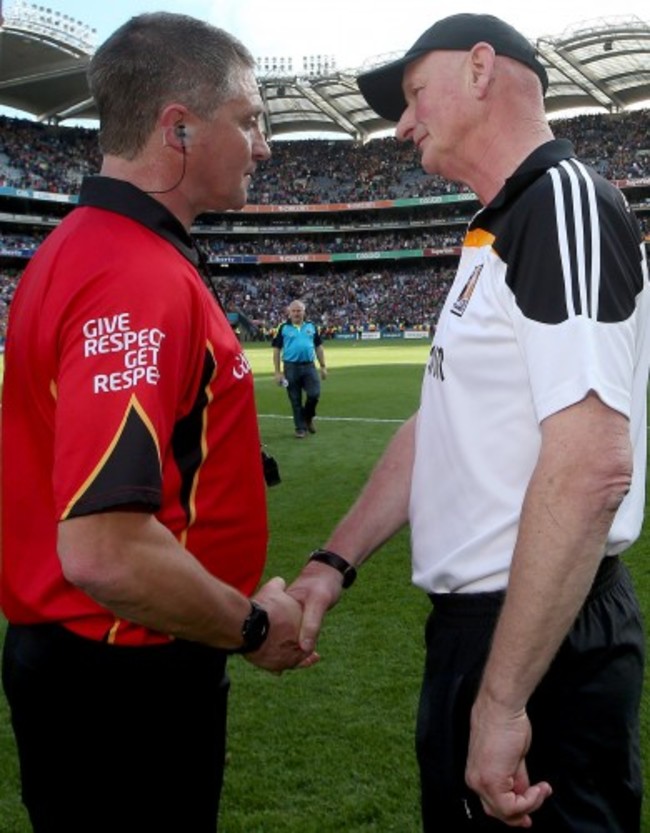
2, 622, 229, 833
416, 557, 644, 832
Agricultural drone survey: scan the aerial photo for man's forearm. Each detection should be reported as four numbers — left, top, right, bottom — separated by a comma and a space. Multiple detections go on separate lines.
479, 475, 608, 711
324, 413, 417, 565
58, 511, 254, 649
287, 412, 417, 653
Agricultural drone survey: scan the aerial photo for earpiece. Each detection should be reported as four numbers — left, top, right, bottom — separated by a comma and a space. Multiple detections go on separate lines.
152, 123, 190, 192
161, 124, 190, 152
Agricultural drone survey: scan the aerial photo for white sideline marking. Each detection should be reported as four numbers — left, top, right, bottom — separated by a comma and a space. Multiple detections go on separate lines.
258, 413, 404, 424
265, 415, 650, 429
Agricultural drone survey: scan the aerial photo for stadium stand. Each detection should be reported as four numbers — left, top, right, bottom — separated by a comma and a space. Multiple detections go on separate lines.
0, 4, 649, 137
0, 108, 648, 345
0, 6, 648, 344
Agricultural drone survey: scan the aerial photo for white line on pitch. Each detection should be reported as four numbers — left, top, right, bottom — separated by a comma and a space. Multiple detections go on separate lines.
258, 414, 405, 424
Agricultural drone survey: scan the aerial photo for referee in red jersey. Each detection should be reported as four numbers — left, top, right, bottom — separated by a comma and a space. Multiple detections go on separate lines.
1, 13, 316, 833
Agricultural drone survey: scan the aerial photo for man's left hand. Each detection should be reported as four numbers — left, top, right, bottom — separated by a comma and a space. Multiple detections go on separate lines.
465, 694, 552, 828
287, 560, 344, 654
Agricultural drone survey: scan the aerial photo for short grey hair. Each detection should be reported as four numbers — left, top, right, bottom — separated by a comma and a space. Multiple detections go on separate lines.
88, 12, 255, 158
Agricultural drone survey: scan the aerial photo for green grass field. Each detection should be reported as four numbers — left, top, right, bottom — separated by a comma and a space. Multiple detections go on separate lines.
1, 339, 649, 832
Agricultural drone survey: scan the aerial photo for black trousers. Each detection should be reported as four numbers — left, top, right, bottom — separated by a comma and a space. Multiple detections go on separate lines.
284, 361, 320, 431
2, 623, 229, 833
416, 557, 644, 832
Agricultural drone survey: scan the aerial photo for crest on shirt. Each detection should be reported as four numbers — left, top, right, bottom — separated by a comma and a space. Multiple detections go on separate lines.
451, 264, 483, 317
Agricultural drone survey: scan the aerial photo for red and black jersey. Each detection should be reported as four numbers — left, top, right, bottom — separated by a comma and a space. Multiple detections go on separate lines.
1, 177, 267, 644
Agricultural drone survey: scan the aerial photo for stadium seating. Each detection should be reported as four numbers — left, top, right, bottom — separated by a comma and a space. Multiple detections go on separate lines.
0, 108, 648, 344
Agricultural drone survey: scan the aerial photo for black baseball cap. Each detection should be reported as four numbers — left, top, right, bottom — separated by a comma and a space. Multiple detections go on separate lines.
357, 13, 549, 122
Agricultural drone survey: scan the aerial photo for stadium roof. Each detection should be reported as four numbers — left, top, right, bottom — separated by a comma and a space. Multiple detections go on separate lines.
0, 4, 649, 140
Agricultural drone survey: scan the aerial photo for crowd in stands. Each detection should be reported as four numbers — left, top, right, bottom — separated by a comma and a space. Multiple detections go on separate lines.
0, 226, 466, 258
0, 108, 648, 342
0, 261, 453, 344
0, 109, 649, 201
202, 228, 463, 257
0, 268, 20, 347
211, 263, 455, 336
0, 231, 47, 254
0, 116, 99, 193
248, 109, 650, 203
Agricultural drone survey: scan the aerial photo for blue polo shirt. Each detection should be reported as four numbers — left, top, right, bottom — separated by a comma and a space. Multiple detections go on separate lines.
272, 321, 322, 362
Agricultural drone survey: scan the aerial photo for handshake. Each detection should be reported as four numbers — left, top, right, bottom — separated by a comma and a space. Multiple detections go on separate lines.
242, 554, 353, 673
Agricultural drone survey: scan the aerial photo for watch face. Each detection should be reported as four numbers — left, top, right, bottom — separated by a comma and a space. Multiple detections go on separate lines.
241, 602, 270, 653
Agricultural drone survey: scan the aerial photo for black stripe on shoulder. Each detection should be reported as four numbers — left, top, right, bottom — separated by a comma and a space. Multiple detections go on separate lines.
271, 321, 287, 347
171, 347, 216, 527
493, 160, 643, 324
493, 170, 570, 324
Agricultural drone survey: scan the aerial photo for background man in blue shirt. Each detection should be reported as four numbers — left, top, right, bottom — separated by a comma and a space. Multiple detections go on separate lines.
272, 300, 327, 438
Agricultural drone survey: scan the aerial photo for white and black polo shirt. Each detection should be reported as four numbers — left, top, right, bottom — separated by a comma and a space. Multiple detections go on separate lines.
410, 139, 650, 594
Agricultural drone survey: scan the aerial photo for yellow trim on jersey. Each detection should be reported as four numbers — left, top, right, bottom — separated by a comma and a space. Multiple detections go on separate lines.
106, 618, 121, 644
464, 228, 496, 248
179, 341, 217, 548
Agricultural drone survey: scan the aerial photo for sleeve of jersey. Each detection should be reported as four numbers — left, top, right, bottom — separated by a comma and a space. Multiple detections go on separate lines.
53, 262, 204, 520
501, 158, 646, 423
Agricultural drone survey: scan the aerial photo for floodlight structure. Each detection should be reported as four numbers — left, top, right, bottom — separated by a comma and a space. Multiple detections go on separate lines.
2, 0, 96, 54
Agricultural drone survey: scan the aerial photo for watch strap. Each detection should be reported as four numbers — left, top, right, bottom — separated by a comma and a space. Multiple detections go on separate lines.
230, 600, 270, 654
308, 548, 357, 588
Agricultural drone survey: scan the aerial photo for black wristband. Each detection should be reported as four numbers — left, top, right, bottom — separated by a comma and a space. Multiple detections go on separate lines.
308, 549, 357, 588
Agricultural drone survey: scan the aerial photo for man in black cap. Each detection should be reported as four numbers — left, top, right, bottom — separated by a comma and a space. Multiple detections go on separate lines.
288, 12, 649, 833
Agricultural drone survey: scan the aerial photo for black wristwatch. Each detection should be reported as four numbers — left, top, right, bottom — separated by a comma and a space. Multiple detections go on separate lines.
231, 601, 270, 654
308, 548, 357, 589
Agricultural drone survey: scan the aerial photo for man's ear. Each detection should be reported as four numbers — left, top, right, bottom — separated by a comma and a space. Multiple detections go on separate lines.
160, 104, 190, 150
468, 42, 496, 99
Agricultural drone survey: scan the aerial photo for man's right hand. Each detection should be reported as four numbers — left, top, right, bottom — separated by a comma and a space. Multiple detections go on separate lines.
246, 576, 319, 672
